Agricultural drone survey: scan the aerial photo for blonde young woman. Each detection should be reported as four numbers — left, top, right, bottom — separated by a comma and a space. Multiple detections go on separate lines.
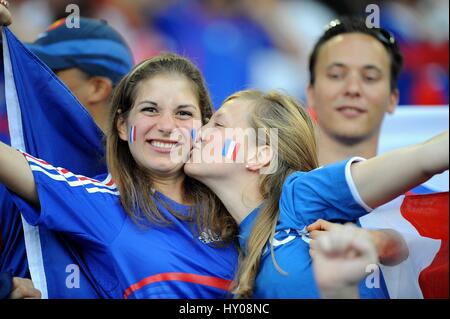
0, 54, 238, 299
184, 90, 449, 298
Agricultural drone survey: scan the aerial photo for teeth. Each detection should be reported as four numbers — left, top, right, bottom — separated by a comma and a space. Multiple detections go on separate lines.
151, 141, 177, 149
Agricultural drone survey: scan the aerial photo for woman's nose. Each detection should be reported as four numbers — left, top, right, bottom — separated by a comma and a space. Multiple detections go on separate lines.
156, 113, 177, 134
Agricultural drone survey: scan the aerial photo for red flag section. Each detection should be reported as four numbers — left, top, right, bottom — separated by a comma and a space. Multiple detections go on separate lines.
401, 192, 449, 299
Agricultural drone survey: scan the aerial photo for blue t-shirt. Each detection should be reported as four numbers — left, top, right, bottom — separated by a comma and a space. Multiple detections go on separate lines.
239, 158, 389, 299
0, 186, 29, 278
9, 153, 238, 299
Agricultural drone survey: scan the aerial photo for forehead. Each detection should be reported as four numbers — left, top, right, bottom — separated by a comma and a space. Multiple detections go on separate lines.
317, 33, 390, 70
134, 73, 198, 104
215, 98, 253, 127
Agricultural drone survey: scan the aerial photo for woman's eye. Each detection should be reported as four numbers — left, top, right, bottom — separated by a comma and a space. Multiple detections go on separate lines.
177, 111, 193, 117
363, 75, 379, 83
328, 73, 343, 80
142, 107, 157, 113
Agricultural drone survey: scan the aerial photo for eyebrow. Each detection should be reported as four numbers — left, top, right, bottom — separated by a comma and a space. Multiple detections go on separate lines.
137, 100, 197, 109
361, 65, 383, 73
327, 63, 383, 73
137, 100, 157, 107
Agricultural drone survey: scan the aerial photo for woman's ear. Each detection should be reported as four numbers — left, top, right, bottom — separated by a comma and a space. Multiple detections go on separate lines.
246, 145, 274, 172
117, 113, 128, 142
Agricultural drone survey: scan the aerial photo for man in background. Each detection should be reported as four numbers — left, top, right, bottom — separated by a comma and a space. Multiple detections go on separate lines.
306, 17, 448, 299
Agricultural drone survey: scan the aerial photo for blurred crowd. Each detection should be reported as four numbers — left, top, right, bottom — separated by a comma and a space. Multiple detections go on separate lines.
4, 0, 450, 108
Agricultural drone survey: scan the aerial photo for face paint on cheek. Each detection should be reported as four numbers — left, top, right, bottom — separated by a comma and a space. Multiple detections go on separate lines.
222, 139, 241, 162
191, 128, 198, 143
129, 125, 137, 144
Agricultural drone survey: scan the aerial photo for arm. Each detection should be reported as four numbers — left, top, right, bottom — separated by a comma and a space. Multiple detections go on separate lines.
0, 142, 39, 206
368, 229, 409, 266
351, 131, 449, 209
308, 219, 409, 266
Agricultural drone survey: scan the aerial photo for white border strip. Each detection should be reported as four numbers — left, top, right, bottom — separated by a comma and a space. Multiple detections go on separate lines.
344, 156, 373, 213
29, 165, 119, 195
2, 28, 48, 299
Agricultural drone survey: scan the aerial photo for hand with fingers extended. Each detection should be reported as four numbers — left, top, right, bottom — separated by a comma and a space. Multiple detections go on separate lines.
311, 222, 379, 299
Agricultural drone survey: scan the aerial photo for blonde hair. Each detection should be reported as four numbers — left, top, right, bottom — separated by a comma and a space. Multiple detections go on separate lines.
106, 53, 236, 242
226, 90, 319, 298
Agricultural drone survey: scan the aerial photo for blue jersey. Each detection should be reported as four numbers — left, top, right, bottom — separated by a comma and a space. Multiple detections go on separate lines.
9, 153, 238, 299
0, 186, 29, 278
239, 158, 389, 299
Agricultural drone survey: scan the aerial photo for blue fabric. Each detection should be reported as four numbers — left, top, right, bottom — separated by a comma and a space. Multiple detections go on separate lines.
1, 27, 108, 298
0, 271, 12, 299
9, 154, 238, 299
239, 159, 389, 299
409, 184, 439, 195
0, 186, 28, 278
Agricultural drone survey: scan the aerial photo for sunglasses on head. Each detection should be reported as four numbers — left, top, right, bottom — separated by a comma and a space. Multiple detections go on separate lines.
324, 19, 396, 48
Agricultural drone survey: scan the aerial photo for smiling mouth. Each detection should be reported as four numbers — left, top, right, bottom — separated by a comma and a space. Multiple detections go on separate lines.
148, 140, 180, 150
336, 106, 367, 116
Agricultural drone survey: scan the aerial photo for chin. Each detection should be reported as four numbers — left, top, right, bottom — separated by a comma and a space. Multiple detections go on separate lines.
333, 130, 372, 145
141, 158, 184, 174
184, 162, 200, 178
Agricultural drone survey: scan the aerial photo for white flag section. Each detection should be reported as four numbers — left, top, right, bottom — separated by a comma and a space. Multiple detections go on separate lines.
2, 28, 49, 299
360, 193, 448, 299
379, 107, 449, 192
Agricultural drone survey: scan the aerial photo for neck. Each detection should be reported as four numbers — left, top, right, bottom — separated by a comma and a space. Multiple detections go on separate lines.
151, 171, 188, 205
316, 129, 379, 166
85, 102, 109, 133
204, 173, 264, 225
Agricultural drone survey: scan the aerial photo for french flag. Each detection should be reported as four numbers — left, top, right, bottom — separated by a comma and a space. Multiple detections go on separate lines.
129, 125, 136, 144
222, 139, 240, 161
359, 192, 448, 299
2, 27, 106, 298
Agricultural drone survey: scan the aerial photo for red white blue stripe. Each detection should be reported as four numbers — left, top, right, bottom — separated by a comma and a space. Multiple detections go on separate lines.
23, 152, 119, 196
129, 125, 136, 144
222, 139, 240, 161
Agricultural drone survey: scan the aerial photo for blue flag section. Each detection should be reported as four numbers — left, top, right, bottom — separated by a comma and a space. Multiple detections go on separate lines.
1, 27, 107, 298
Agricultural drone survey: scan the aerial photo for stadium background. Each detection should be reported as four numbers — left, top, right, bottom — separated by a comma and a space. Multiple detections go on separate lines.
1, 0, 449, 189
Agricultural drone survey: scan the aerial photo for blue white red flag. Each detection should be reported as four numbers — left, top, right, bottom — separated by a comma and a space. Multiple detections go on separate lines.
1, 27, 107, 298
360, 192, 448, 299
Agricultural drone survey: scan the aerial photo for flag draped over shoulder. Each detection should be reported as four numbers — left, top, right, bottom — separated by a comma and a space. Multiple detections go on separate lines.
1, 27, 107, 298
360, 192, 449, 299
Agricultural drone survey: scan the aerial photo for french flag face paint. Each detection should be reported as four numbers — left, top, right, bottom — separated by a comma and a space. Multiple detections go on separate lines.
222, 139, 240, 162
129, 125, 137, 144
